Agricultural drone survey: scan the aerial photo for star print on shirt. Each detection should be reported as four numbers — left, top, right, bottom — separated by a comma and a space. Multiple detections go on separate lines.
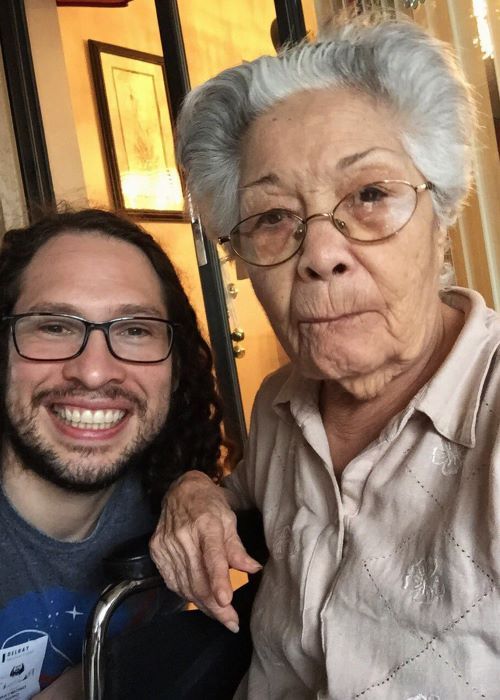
65, 606, 84, 621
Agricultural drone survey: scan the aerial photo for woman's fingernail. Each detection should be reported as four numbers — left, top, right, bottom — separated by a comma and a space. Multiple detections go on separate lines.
226, 621, 239, 634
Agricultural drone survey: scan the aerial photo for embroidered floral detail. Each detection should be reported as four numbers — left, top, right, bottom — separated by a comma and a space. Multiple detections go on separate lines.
406, 695, 440, 700
272, 525, 297, 560
403, 559, 445, 603
432, 441, 464, 476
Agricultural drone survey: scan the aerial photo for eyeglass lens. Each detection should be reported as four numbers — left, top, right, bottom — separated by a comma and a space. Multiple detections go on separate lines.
12, 315, 173, 362
334, 181, 417, 240
230, 181, 418, 266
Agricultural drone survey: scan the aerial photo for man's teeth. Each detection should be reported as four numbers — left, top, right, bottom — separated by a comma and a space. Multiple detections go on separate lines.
53, 406, 125, 430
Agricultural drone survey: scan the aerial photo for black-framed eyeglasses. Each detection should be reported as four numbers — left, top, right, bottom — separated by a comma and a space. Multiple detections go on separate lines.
2, 313, 177, 363
218, 180, 434, 267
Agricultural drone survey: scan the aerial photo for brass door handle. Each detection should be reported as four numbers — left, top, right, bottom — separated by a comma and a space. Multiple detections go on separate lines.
231, 328, 245, 342
233, 344, 246, 359
227, 283, 239, 298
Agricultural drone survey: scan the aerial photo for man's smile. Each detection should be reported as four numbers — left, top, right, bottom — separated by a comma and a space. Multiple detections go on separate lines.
51, 405, 126, 430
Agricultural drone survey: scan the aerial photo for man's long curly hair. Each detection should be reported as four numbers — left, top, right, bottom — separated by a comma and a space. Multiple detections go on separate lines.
0, 208, 223, 510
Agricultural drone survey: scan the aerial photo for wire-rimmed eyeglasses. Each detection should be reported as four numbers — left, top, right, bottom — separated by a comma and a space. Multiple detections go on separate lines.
218, 180, 434, 267
2, 313, 177, 364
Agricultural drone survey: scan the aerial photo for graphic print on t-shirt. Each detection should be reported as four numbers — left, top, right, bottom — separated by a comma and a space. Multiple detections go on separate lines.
0, 586, 132, 699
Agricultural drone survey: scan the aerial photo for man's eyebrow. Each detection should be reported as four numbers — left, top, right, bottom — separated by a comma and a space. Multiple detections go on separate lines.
22, 302, 166, 318
116, 304, 166, 317
24, 302, 82, 315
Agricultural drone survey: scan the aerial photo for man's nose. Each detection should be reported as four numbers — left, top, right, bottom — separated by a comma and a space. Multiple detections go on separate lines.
296, 214, 355, 281
62, 329, 127, 388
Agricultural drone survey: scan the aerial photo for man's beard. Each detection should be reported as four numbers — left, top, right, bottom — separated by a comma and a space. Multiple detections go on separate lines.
2, 387, 168, 494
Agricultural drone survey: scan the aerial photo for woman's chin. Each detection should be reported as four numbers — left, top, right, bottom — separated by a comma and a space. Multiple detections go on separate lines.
338, 369, 399, 400
298, 350, 400, 400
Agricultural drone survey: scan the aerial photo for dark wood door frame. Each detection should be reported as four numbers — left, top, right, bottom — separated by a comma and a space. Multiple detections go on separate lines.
0, 0, 55, 218
275, 0, 307, 44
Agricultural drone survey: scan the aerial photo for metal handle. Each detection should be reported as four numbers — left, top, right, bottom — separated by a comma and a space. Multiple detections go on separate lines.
231, 328, 245, 342
83, 576, 162, 700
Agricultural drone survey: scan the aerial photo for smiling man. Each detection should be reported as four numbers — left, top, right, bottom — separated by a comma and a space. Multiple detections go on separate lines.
0, 209, 222, 699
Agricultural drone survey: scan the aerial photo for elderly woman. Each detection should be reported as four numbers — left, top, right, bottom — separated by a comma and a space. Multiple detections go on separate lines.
151, 17, 500, 699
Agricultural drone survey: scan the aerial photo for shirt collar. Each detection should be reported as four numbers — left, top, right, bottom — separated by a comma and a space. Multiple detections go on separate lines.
273, 365, 320, 423
416, 287, 500, 448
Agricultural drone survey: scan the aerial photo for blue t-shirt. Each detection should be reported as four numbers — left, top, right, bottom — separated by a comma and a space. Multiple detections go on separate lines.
0, 474, 155, 697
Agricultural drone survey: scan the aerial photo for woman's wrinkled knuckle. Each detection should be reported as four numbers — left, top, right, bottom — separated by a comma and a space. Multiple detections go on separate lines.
190, 579, 211, 600
193, 511, 218, 531
179, 521, 197, 538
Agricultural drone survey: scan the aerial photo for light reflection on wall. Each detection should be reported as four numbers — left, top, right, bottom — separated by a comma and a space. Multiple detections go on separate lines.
472, 0, 494, 59
120, 168, 183, 210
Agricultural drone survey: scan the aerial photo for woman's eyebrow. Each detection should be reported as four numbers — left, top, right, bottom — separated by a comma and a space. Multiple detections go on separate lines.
240, 148, 402, 188
336, 147, 399, 170
239, 173, 281, 190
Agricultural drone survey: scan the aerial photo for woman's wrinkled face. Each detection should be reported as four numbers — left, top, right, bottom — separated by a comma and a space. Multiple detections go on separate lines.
238, 88, 445, 394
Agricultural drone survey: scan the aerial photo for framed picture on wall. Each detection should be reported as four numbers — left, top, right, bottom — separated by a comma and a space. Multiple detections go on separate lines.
88, 40, 184, 220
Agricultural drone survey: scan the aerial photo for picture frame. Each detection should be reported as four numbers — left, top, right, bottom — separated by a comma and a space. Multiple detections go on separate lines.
88, 40, 184, 220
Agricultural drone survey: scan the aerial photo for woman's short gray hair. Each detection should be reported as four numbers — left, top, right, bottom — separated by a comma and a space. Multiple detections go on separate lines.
176, 18, 476, 237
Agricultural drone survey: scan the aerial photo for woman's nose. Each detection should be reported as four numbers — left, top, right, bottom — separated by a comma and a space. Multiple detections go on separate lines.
296, 215, 355, 281
62, 329, 127, 388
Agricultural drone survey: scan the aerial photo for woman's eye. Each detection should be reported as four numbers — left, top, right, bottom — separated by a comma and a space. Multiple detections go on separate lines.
257, 210, 287, 226
357, 186, 387, 204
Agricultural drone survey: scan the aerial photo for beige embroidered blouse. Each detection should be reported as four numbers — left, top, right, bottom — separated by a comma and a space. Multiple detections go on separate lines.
225, 287, 500, 700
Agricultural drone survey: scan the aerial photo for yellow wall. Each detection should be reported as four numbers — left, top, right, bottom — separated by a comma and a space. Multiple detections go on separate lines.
178, 0, 276, 86
178, 0, 317, 89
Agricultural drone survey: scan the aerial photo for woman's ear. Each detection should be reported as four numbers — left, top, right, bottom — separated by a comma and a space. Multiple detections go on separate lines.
434, 222, 449, 265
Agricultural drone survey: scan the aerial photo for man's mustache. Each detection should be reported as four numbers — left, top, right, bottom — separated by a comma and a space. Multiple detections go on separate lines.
32, 384, 147, 415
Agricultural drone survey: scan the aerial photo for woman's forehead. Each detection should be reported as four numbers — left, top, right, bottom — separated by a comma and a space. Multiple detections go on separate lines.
240, 88, 407, 179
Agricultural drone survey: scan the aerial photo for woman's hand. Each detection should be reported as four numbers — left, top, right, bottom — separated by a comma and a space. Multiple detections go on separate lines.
150, 470, 262, 631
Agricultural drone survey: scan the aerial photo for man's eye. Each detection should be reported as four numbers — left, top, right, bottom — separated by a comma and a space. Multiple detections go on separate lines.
122, 326, 151, 337
38, 323, 71, 335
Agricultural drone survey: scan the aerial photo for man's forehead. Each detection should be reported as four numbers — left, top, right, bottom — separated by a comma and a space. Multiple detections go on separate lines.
16, 232, 167, 316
